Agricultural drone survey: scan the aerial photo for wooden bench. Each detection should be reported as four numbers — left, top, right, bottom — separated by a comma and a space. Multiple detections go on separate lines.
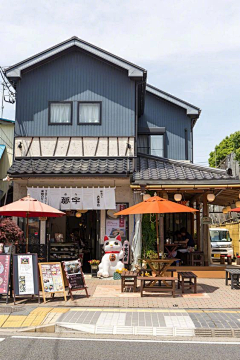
121, 271, 138, 292
177, 272, 197, 293
138, 276, 176, 297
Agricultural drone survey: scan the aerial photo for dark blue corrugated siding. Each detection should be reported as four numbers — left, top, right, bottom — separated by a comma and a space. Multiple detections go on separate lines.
138, 92, 192, 161
15, 50, 135, 137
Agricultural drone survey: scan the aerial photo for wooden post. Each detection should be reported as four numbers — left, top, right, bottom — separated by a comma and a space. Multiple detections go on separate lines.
156, 214, 159, 257
202, 193, 209, 265
159, 215, 164, 253
26, 215, 29, 253
196, 200, 201, 250
189, 202, 195, 239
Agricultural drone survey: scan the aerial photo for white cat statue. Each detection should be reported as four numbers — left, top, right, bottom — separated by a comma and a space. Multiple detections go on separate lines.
97, 235, 124, 277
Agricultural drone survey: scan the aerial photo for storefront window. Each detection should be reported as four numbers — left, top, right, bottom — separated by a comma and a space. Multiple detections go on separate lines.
19, 217, 40, 245
105, 203, 129, 241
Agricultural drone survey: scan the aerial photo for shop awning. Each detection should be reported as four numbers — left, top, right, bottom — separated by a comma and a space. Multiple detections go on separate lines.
133, 153, 239, 185
8, 157, 134, 177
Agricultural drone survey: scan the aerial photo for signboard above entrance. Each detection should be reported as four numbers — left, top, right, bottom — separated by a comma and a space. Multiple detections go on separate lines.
27, 187, 116, 210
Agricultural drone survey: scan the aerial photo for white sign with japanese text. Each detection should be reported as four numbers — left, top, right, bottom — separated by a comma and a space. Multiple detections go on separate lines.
27, 187, 116, 210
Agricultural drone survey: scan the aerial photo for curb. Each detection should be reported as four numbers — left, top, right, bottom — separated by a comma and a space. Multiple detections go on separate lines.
18, 324, 56, 333
55, 322, 240, 338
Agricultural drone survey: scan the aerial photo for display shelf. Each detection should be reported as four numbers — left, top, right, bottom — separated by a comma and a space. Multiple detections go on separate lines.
49, 242, 80, 261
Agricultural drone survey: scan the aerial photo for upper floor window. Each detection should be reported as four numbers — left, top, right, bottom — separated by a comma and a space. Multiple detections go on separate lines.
78, 102, 101, 124
138, 134, 164, 157
49, 102, 72, 124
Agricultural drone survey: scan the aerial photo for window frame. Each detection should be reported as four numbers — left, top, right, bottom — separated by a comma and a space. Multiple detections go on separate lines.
48, 101, 73, 125
138, 132, 165, 157
78, 101, 102, 125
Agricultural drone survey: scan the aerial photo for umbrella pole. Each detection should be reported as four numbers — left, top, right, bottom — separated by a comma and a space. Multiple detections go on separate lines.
156, 214, 160, 258
26, 215, 29, 253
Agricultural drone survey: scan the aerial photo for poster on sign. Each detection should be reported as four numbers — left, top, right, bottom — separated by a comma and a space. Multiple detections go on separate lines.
13, 254, 40, 304
105, 203, 129, 241
39, 262, 67, 303
0, 254, 11, 303
62, 259, 89, 300
18, 255, 34, 294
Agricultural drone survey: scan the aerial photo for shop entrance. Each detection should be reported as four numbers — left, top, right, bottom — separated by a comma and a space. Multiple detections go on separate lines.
47, 210, 100, 273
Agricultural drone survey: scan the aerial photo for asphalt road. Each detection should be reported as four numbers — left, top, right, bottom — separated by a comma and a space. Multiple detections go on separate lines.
0, 335, 240, 360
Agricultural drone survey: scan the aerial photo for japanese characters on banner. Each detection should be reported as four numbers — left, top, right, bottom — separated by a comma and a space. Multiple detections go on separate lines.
27, 187, 116, 210
17, 255, 34, 295
0, 255, 11, 294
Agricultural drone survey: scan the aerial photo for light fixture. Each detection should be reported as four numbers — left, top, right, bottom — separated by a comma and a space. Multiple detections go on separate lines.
237, 200, 240, 206
174, 193, 182, 202
75, 211, 82, 218
222, 207, 228, 214
207, 193, 215, 202
143, 194, 151, 201
226, 205, 231, 212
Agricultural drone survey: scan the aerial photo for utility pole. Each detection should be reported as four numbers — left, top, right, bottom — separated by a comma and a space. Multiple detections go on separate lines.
1, 83, 4, 118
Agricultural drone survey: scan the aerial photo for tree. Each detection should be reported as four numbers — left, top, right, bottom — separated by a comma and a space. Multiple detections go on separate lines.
208, 131, 240, 167
0, 218, 24, 244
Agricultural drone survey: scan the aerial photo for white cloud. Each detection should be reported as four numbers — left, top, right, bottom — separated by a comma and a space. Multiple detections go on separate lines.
1, 0, 240, 164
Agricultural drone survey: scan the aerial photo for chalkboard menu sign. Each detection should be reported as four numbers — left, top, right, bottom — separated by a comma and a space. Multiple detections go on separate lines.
39, 262, 67, 303
123, 240, 130, 264
62, 259, 89, 300
13, 254, 40, 304
0, 254, 11, 303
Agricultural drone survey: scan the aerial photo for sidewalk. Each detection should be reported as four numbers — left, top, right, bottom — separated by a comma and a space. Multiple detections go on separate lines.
28, 277, 240, 309
1, 306, 240, 338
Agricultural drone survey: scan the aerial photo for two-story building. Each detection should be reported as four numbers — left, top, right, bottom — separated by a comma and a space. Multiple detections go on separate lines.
0, 117, 14, 204
5, 37, 240, 267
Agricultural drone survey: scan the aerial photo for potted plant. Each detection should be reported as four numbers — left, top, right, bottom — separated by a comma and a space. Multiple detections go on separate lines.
88, 260, 100, 277
0, 218, 24, 253
113, 268, 127, 280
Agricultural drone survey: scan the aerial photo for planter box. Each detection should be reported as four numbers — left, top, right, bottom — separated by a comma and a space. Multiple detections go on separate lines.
113, 272, 121, 280
91, 265, 98, 278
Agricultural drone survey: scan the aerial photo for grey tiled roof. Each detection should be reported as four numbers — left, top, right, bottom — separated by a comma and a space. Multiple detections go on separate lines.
8, 158, 133, 176
134, 154, 237, 183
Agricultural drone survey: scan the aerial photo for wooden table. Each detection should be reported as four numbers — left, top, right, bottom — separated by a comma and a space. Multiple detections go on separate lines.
140, 258, 178, 287
164, 244, 179, 258
138, 276, 176, 297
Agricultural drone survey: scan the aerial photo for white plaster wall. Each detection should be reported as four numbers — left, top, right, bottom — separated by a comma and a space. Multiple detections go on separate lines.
14, 137, 134, 157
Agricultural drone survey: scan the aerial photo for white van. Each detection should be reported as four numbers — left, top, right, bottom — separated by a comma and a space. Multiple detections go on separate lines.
210, 228, 233, 260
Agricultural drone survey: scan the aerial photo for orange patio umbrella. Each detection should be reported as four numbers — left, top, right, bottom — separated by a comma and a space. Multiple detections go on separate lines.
0, 195, 65, 251
229, 207, 240, 212
115, 196, 198, 257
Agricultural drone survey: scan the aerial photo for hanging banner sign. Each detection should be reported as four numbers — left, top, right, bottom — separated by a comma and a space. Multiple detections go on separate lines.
123, 240, 130, 264
71, 188, 83, 210
28, 187, 116, 210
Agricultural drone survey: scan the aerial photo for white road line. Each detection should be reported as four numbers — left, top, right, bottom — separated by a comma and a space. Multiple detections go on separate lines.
11, 336, 240, 345
0, 338, 5, 342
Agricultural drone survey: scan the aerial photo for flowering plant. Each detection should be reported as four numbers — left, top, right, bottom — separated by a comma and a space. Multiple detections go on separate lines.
115, 268, 127, 274
88, 260, 100, 265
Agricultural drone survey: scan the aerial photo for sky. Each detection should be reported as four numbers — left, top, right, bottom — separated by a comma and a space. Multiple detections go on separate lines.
1, 0, 240, 166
